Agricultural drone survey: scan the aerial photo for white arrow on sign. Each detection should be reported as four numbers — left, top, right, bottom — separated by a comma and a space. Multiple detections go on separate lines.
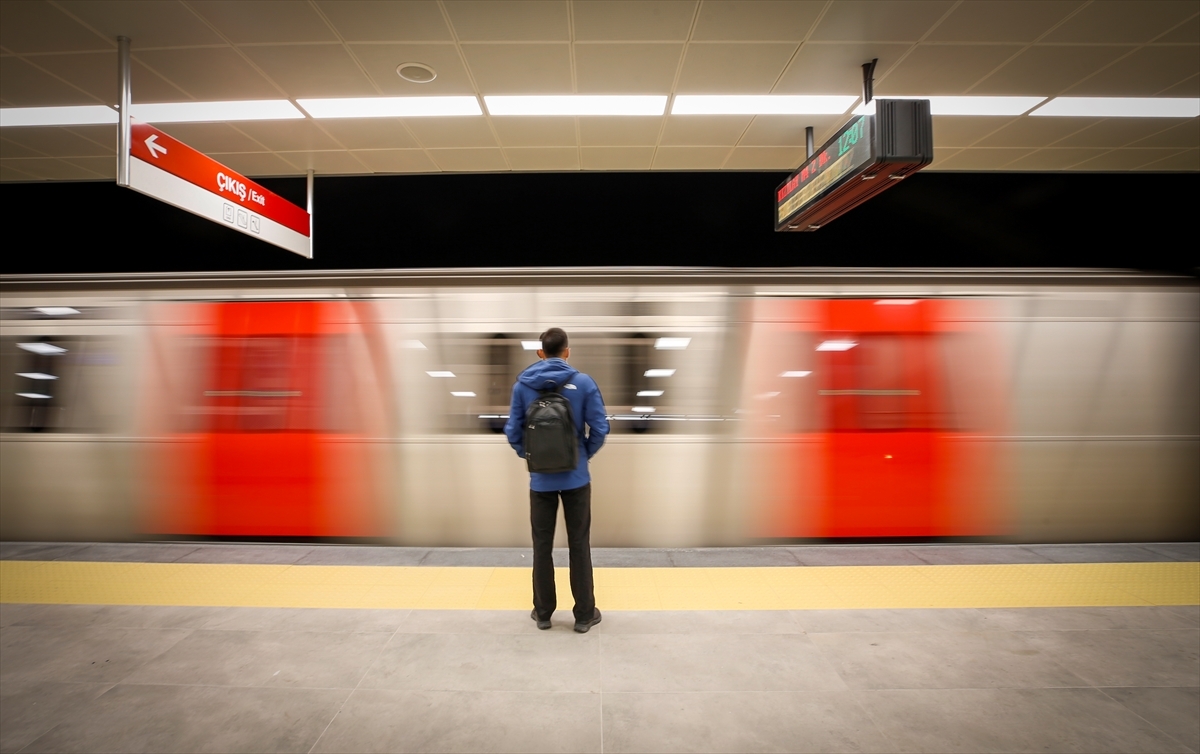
145, 134, 168, 159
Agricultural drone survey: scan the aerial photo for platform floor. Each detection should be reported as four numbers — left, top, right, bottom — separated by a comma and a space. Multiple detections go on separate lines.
2, 542, 1197, 753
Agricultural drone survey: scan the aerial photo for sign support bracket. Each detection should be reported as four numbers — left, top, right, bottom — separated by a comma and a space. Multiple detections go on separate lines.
306, 169, 314, 252
116, 36, 131, 187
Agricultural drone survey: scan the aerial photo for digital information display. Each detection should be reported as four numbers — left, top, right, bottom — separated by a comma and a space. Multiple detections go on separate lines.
776, 115, 874, 227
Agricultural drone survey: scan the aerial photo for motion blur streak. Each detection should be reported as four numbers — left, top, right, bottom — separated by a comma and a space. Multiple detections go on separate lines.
0, 269, 1196, 547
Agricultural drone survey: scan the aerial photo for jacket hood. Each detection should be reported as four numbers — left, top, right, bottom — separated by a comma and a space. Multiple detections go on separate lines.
519, 358, 577, 391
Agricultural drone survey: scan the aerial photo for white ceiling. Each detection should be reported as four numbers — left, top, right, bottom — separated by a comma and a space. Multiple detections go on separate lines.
1, 0, 1197, 181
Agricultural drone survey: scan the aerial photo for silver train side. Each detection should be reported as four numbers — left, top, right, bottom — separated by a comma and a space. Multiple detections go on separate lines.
2, 268, 1197, 546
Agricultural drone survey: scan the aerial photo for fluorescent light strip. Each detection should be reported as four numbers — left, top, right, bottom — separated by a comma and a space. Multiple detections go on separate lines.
655, 337, 690, 350
854, 96, 1046, 116
816, 341, 857, 352
485, 95, 666, 116
644, 369, 676, 377
298, 96, 482, 118
33, 307, 80, 316
130, 100, 303, 123
426, 371, 455, 378
780, 371, 812, 378
0, 105, 117, 127
451, 391, 476, 397
17, 343, 66, 355
875, 299, 918, 305
400, 340, 427, 349
17, 372, 58, 380
522, 341, 542, 350
637, 390, 664, 397
631, 406, 656, 413
17, 393, 51, 399
1031, 97, 1200, 118
672, 95, 857, 115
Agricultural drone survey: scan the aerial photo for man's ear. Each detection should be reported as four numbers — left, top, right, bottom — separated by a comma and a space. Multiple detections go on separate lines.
536, 349, 546, 360
562, 347, 570, 359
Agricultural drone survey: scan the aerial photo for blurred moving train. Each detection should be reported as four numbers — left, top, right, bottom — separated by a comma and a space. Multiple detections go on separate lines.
1, 268, 1197, 546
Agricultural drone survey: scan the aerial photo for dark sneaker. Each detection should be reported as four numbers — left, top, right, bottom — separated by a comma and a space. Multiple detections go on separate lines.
574, 608, 602, 633
531, 609, 551, 630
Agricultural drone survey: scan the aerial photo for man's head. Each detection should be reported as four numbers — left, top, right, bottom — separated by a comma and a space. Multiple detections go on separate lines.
537, 327, 570, 360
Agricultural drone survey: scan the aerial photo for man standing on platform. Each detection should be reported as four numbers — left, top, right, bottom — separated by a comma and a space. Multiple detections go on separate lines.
506, 328, 608, 633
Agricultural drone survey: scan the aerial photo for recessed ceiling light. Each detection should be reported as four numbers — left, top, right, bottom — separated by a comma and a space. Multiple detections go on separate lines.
522, 341, 542, 350
397, 63, 437, 84
485, 95, 667, 116
130, 100, 304, 123
854, 96, 1045, 116
426, 371, 456, 377
17, 372, 58, 380
655, 338, 690, 350
297, 97, 482, 118
637, 390, 664, 397
17, 392, 52, 399
780, 371, 812, 377
631, 406, 656, 413
671, 95, 857, 115
400, 340, 427, 349
875, 299, 918, 305
33, 306, 80, 316
644, 369, 676, 377
1031, 97, 1200, 118
451, 391, 476, 397
816, 341, 857, 352
0, 105, 117, 127
18, 343, 66, 355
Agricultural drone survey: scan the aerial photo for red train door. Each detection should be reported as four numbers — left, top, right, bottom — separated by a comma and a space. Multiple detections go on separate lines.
817, 299, 950, 537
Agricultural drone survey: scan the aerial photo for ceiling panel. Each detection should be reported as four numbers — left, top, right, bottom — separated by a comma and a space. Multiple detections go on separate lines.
0, 126, 112, 156
651, 146, 731, 169
443, 1, 568, 42
692, 1, 825, 42
1053, 117, 1194, 148
240, 44, 377, 98
934, 147, 1035, 170
926, 146, 963, 169
1136, 148, 1198, 170
188, 1, 338, 45
277, 150, 372, 174
403, 117, 497, 148
505, 146, 579, 170
30, 52, 185, 104
724, 145, 806, 169
316, 1, 452, 43
577, 117, 662, 146
1125, 118, 1200, 149
931, 116, 1017, 147
973, 117, 1100, 147
57, 1, 225, 48
1157, 15, 1199, 44
580, 146, 655, 169
660, 115, 752, 146
1, 156, 103, 180
738, 114, 843, 146
348, 44, 474, 95
314, 120, 421, 150
676, 42, 797, 93
926, 1, 1085, 43
1003, 147, 1107, 170
1072, 147, 1186, 170
351, 148, 439, 173
1, 56, 96, 107
490, 117, 577, 147
1065, 46, 1200, 96
971, 45, 1131, 95
1157, 76, 1200, 97
62, 155, 115, 178
0, 136, 45, 158
230, 120, 345, 152
427, 147, 509, 171
153, 123, 269, 153
774, 43, 911, 94
880, 44, 1025, 95
0, 1, 106, 54
573, 1, 696, 41
810, 1, 955, 43
207, 151, 303, 176
1041, 0, 1199, 44
461, 44, 572, 94
574, 43, 682, 93
0, 160, 41, 180
132, 48, 282, 101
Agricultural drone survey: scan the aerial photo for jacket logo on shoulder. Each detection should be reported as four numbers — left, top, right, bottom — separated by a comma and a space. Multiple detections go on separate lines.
564, 383, 577, 389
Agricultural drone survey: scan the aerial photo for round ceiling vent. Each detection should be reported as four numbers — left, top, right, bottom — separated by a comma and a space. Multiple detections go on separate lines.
396, 63, 437, 83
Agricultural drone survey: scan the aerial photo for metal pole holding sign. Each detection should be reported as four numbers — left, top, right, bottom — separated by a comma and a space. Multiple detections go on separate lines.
116, 36, 131, 187
805, 126, 814, 159
306, 169, 314, 251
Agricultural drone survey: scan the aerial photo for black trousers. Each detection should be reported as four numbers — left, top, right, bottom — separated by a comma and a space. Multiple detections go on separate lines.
530, 483, 595, 623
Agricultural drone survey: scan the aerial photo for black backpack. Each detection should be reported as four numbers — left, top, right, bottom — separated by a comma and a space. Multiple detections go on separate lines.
523, 380, 579, 474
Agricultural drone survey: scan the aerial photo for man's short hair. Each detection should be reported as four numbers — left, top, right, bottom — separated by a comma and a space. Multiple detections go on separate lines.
540, 327, 568, 357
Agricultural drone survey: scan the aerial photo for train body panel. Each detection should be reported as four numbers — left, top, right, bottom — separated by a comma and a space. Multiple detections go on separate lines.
1, 269, 1196, 545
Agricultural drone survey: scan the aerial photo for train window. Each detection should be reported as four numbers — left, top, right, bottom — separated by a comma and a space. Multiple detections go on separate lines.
203, 335, 321, 433
822, 334, 949, 431
2, 336, 120, 433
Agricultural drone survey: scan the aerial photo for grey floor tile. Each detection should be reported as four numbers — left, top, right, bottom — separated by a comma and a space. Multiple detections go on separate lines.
419, 548, 532, 567
361, 631, 600, 692
591, 549, 674, 567
1101, 687, 1200, 753
19, 683, 346, 754
1169, 605, 1200, 627
905, 546, 1052, 565
86, 605, 227, 629
603, 690, 891, 753
809, 630, 1089, 690
1025, 544, 1171, 563
175, 545, 314, 564
0, 625, 190, 684
0, 543, 87, 561
598, 610, 807, 635
395, 609, 544, 634
1141, 543, 1200, 562
666, 548, 802, 567
201, 606, 410, 634
0, 679, 113, 754
975, 606, 1200, 631
789, 547, 929, 566
859, 687, 1190, 753
55, 543, 199, 563
793, 609, 990, 634
1016, 629, 1200, 688
293, 546, 431, 566
311, 688, 601, 753
121, 629, 391, 689
602, 633, 847, 692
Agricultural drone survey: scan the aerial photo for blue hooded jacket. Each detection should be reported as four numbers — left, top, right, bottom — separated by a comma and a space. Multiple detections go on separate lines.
505, 357, 609, 492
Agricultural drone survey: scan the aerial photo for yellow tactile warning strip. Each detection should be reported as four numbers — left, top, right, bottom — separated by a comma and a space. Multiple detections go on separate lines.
1, 561, 1197, 610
